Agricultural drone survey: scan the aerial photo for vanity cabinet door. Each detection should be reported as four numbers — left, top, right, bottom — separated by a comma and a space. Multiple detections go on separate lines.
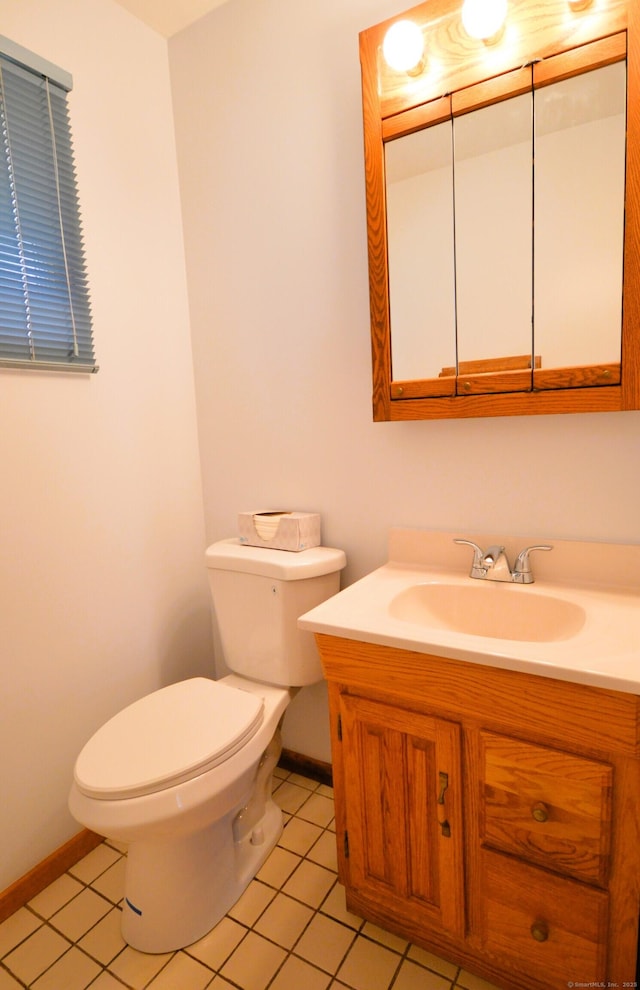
480, 731, 613, 886
337, 693, 465, 939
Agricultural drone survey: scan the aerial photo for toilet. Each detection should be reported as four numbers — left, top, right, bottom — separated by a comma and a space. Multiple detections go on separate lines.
68, 538, 345, 953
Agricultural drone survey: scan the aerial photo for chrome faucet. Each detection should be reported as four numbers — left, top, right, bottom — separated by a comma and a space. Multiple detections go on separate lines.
454, 539, 552, 584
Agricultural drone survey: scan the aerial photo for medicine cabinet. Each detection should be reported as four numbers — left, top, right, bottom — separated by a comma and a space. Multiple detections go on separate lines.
360, 0, 640, 420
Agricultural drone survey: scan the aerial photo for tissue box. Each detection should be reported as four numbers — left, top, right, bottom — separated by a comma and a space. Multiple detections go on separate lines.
238, 511, 321, 551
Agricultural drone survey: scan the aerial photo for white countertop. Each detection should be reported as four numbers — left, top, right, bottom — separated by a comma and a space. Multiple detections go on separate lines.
298, 528, 640, 694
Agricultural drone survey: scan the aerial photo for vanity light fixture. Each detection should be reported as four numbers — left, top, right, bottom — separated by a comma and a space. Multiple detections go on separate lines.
461, 0, 508, 43
382, 20, 426, 75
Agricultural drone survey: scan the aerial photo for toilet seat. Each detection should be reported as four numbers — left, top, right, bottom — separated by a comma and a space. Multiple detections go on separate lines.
74, 678, 264, 800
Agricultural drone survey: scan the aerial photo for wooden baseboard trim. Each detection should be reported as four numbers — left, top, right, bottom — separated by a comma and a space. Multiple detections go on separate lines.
0, 829, 103, 924
279, 748, 333, 787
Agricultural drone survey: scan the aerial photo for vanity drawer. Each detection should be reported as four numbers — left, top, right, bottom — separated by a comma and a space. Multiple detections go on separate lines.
480, 731, 612, 885
479, 849, 608, 984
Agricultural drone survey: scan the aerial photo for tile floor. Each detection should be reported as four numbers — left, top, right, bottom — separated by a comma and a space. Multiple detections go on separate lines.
0, 768, 502, 990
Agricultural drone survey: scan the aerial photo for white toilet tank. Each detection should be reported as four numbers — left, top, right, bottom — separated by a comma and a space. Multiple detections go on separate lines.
205, 539, 346, 687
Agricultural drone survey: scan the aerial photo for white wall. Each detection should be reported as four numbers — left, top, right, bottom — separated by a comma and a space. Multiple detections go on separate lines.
0, 0, 212, 891
169, 0, 640, 762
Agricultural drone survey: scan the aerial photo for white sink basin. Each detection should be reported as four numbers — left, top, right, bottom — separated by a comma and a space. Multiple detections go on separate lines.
298, 528, 640, 694
389, 582, 586, 642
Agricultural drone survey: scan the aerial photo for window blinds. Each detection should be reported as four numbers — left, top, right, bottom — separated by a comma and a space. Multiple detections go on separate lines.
0, 40, 96, 372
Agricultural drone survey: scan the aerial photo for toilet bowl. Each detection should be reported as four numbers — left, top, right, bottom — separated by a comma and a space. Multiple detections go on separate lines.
69, 539, 345, 953
69, 675, 290, 952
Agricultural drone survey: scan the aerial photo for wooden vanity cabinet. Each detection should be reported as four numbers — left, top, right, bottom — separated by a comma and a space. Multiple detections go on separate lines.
317, 634, 640, 990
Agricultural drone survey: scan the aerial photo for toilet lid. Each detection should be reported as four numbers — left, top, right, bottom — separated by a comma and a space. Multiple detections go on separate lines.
74, 678, 264, 800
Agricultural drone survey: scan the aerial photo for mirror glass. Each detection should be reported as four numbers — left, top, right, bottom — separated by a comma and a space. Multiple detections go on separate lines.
384, 61, 627, 386
454, 93, 533, 373
534, 62, 626, 369
386, 121, 455, 381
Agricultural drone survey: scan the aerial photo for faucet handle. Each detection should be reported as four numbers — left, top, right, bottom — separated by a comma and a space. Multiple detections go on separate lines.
513, 544, 553, 584
453, 539, 487, 578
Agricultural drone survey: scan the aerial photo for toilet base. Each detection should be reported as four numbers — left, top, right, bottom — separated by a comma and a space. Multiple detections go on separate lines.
121, 796, 283, 952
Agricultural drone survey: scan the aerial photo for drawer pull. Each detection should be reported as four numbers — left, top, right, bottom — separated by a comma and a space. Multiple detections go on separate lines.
530, 921, 549, 943
531, 802, 549, 823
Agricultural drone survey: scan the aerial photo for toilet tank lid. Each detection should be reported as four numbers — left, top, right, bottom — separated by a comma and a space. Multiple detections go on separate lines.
205, 539, 346, 580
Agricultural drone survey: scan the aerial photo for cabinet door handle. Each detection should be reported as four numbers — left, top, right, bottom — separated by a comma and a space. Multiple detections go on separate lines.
437, 771, 448, 804
437, 772, 451, 837
531, 802, 549, 823
530, 921, 549, 942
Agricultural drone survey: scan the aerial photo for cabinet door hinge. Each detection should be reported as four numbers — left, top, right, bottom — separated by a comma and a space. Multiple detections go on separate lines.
344, 830, 349, 858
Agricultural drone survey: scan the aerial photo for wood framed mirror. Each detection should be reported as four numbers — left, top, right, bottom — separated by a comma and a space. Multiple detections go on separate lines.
360, 0, 640, 420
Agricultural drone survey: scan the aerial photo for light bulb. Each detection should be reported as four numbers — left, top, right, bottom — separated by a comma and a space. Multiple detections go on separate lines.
382, 20, 425, 74
461, 0, 508, 42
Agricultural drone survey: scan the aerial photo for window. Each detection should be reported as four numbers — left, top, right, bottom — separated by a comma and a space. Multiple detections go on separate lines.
0, 36, 96, 372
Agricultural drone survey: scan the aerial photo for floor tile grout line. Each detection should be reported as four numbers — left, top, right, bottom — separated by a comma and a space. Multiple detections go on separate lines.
0, 960, 29, 990
3, 864, 459, 990
11, 859, 129, 981
0, 770, 473, 990
0, 903, 49, 959
254, 874, 360, 989
32, 878, 124, 931
4, 934, 75, 989
184, 916, 254, 980
211, 871, 461, 990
